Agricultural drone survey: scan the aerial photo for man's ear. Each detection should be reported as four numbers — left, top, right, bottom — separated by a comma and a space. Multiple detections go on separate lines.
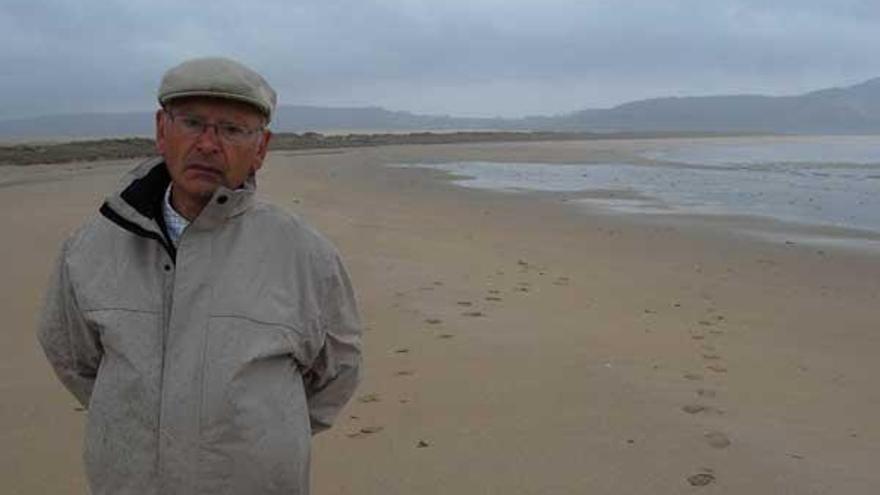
155, 109, 167, 155
252, 129, 272, 172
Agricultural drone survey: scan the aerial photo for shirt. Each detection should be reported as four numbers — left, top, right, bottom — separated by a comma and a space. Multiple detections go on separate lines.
163, 185, 190, 246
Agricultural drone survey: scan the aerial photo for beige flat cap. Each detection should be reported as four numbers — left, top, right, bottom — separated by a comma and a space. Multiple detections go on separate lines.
158, 57, 277, 121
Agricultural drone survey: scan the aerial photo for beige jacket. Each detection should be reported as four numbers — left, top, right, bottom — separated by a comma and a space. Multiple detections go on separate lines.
38, 158, 362, 495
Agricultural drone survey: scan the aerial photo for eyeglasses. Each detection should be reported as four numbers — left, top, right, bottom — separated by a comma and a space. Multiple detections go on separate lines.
166, 111, 264, 145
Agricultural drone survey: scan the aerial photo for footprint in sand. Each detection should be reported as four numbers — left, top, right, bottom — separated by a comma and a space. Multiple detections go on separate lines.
357, 393, 381, 403
425, 318, 443, 325
485, 296, 503, 302
682, 404, 709, 414
394, 348, 410, 354
696, 388, 717, 398
706, 364, 728, 373
346, 426, 384, 439
488, 289, 501, 295
704, 431, 731, 449
395, 370, 415, 376
553, 276, 570, 286
437, 333, 455, 339
701, 354, 722, 360
514, 287, 530, 293
687, 471, 716, 486
456, 301, 473, 307
462, 311, 485, 317
691, 334, 706, 341
684, 373, 704, 381
682, 404, 722, 415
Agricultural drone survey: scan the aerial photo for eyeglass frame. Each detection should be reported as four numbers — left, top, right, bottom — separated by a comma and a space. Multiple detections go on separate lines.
163, 108, 267, 145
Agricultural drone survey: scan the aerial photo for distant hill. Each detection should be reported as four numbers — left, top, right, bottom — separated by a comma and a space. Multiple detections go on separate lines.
543, 77, 880, 133
3, 77, 880, 139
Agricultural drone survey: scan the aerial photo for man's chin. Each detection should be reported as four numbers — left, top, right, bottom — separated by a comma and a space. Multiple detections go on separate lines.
176, 182, 221, 202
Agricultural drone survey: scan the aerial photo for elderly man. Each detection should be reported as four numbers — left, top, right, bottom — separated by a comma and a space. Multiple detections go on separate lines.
38, 57, 362, 494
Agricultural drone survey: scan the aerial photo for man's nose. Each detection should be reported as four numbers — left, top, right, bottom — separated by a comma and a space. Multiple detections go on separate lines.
194, 124, 222, 152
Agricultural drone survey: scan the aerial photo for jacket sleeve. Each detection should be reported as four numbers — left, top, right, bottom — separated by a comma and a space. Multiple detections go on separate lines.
37, 239, 103, 408
303, 253, 363, 434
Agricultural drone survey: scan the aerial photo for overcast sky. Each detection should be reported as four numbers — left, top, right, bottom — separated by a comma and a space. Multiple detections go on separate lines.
3, 0, 880, 119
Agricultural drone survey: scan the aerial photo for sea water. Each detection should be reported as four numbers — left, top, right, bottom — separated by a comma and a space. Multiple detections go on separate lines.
392, 136, 880, 249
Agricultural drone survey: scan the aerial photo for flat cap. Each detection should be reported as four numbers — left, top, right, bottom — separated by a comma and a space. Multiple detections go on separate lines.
158, 57, 277, 121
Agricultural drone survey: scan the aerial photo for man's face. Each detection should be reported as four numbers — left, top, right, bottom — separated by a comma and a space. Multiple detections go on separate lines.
156, 97, 271, 205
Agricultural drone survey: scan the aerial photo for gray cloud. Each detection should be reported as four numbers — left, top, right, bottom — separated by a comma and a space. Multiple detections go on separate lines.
3, 0, 880, 118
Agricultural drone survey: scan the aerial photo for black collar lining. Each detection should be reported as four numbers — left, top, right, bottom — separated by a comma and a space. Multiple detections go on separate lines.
99, 162, 177, 261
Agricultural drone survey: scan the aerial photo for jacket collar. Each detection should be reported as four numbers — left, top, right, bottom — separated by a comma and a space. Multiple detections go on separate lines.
100, 157, 257, 259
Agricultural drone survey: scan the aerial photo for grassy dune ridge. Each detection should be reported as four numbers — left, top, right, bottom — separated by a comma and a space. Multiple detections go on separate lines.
0, 130, 757, 166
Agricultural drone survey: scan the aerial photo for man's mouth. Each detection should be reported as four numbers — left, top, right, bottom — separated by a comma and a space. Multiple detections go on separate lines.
185, 163, 223, 178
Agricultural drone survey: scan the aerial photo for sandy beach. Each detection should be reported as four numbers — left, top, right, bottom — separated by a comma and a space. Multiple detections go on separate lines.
3, 139, 879, 494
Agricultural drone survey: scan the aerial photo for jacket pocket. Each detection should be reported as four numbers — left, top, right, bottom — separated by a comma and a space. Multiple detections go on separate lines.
197, 316, 311, 494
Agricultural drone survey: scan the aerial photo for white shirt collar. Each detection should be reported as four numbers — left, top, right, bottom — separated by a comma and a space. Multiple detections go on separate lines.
162, 184, 190, 247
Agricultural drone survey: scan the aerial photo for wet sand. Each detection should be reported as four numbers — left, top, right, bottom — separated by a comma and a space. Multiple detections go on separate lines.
3, 139, 879, 493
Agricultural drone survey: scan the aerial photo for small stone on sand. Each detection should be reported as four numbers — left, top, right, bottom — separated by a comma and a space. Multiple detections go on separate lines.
417, 440, 430, 448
